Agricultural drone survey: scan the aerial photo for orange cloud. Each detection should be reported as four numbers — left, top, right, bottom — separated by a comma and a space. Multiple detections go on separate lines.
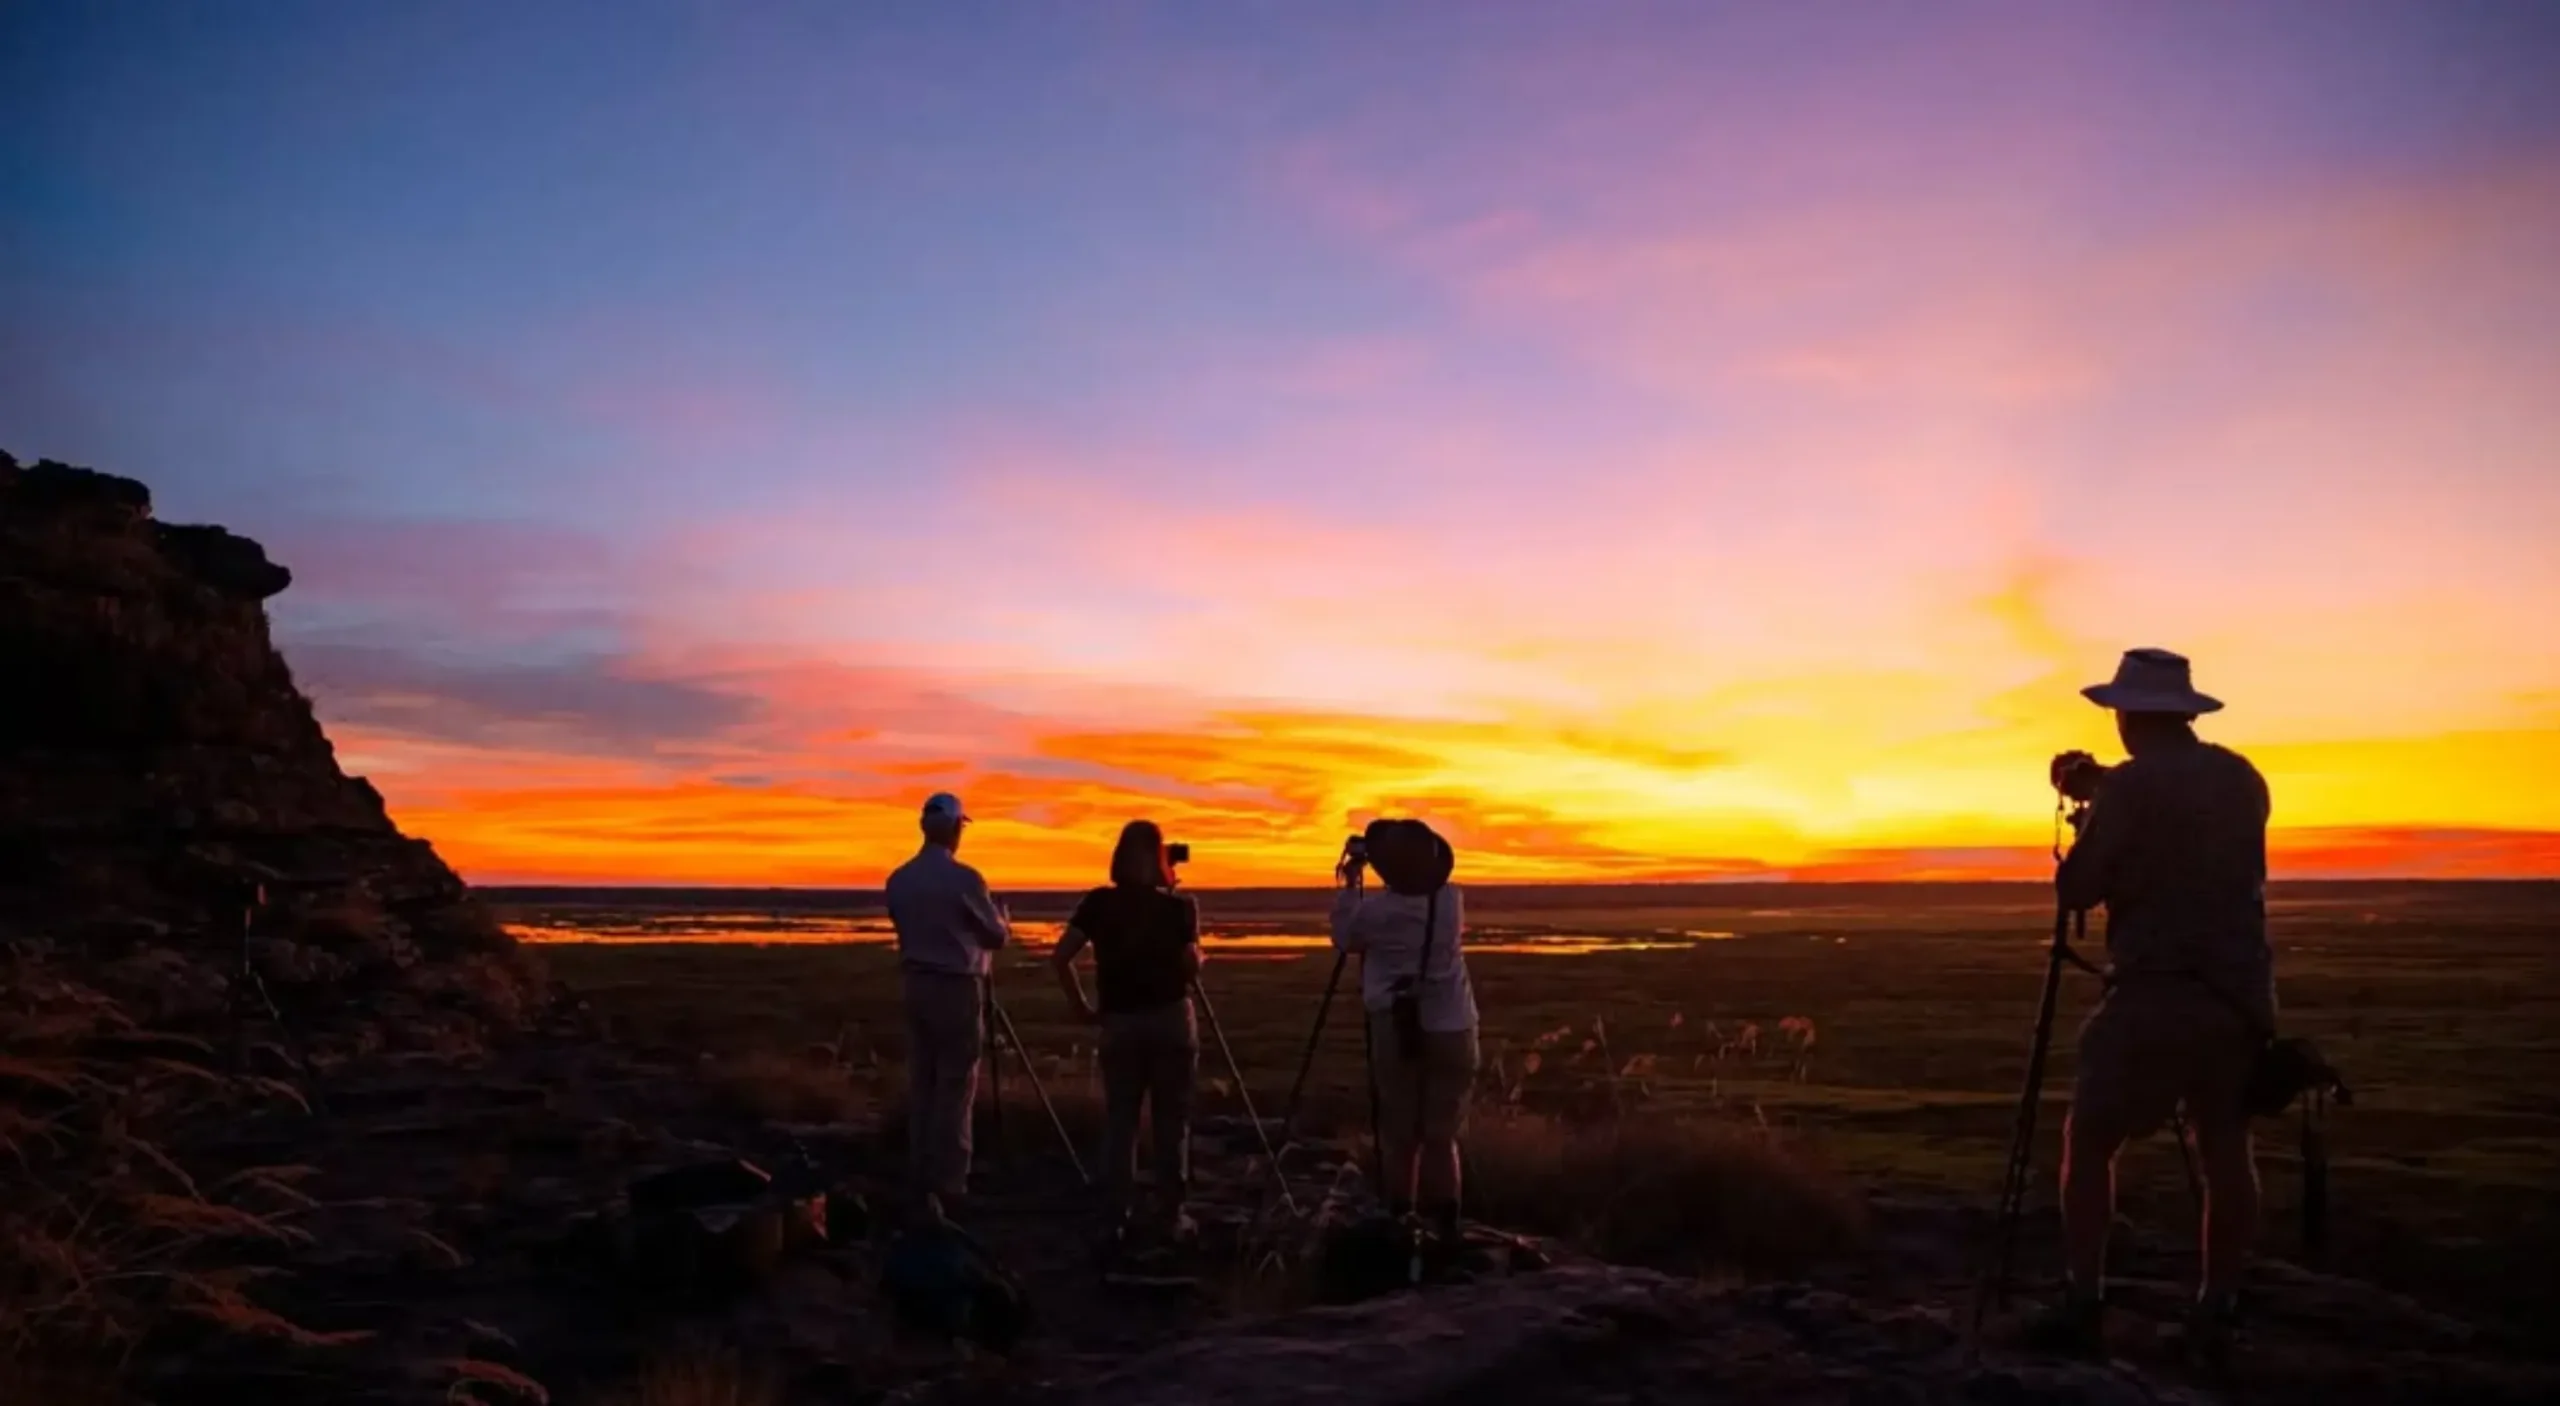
332, 661, 2560, 889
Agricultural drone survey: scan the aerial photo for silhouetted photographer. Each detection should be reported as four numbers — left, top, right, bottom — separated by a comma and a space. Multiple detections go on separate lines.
1331, 817, 1477, 1241
2027, 648, 2279, 1363
884, 792, 1012, 1214
1050, 820, 1203, 1244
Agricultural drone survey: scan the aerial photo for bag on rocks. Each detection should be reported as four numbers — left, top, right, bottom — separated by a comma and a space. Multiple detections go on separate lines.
623, 1157, 825, 1305
881, 1220, 1029, 1352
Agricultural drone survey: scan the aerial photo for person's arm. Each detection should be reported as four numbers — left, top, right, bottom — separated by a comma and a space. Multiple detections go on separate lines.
1177, 895, 1203, 985
1051, 922, 1099, 1023
959, 866, 1011, 950
1329, 886, 1368, 953
2057, 767, 2139, 912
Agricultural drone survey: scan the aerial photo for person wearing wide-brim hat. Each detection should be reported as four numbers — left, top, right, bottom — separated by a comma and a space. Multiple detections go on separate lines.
2029, 649, 2273, 1363
1330, 816, 1478, 1242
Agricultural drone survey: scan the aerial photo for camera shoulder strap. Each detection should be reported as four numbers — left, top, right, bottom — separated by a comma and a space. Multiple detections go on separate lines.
1415, 888, 1440, 996
1410, 887, 1440, 1149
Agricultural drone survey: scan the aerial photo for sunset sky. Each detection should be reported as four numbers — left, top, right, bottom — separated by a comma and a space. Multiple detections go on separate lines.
7, 2, 2558, 887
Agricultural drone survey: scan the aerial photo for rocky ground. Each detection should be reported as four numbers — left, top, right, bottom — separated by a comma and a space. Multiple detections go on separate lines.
35, 1013, 2555, 1406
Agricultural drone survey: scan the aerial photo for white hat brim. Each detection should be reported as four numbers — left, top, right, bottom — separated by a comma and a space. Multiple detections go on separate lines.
2082, 683, 2223, 714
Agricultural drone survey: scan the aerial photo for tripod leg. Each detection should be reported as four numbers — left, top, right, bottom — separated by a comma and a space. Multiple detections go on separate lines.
991, 996, 1092, 1187
1972, 913, 2071, 1341
1282, 951, 1348, 1141
1361, 988, 1382, 1195
983, 978, 1007, 1170
1195, 980, 1299, 1216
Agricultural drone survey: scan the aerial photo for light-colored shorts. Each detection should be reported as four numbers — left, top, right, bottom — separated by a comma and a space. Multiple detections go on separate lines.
1367, 1013, 1480, 1144
2071, 977, 2260, 1140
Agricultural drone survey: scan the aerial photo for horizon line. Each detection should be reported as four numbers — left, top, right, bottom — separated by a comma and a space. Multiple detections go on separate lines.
475, 875, 2560, 894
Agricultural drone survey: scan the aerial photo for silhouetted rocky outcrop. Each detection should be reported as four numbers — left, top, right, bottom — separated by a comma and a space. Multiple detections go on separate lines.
0, 449, 522, 1052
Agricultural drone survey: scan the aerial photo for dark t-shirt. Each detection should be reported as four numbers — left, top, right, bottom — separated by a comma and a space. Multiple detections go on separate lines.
1068, 885, 1199, 1014
2056, 738, 2274, 1013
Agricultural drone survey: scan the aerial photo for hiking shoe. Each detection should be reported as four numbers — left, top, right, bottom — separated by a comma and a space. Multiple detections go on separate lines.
2019, 1294, 2106, 1359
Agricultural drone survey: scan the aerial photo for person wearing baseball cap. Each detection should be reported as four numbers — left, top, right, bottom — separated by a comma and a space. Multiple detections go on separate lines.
884, 791, 1013, 1211
2030, 649, 2273, 1364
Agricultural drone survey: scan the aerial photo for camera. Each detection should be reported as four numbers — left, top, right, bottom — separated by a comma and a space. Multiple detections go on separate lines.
1166, 842, 1191, 866
2050, 750, 2110, 804
1341, 835, 1368, 864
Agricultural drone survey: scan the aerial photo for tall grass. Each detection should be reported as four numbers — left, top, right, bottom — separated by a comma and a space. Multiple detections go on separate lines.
704, 1048, 874, 1126
1462, 1111, 1867, 1277
1465, 1009, 1863, 1277
0, 942, 346, 1392
595, 1344, 777, 1406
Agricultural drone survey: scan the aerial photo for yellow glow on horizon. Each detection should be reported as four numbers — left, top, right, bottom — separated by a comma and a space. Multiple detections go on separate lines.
349, 695, 2560, 888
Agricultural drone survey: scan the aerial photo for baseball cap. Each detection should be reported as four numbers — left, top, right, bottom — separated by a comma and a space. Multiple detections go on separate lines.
921, 792, 970, 825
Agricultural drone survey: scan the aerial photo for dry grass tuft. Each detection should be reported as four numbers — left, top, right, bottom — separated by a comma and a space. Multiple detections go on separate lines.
1, 942, 339, 1387
1463, 1110, 1867, 1277
861, 1068, 1113, 1159
704, 1049, 872, 1126
443, 1356, 551, 1404
596, 1344, 778, 1406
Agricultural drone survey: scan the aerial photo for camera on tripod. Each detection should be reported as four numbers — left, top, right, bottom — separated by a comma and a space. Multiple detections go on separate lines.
2050, 750, 2109, 804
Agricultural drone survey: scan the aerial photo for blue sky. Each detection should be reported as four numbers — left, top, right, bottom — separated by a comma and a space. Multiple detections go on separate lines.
6, 1, 2558, 883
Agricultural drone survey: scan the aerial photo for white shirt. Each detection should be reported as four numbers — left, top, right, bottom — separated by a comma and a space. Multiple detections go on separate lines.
885, 844, 1010, 975
1329, 883, 1478, 1033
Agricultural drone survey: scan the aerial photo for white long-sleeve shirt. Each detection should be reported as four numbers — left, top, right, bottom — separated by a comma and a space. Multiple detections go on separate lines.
886, 844, 1011, 976
1329, 883, 1478, 1033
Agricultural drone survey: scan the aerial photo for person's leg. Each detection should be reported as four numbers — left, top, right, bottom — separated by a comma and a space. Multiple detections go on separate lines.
2183, 993, 2262, 1309
1098, 1013, 1147, 1220
2176, 991, 2263, 1368
1149, 1001, 1199, 1228
920, 974, 983, 1201
2192, 1108, 2259, 1302
1417, 1027, 1479, 1238
2027, 993, 2155, 1355
1366, 1010, 1420, 1213
903, 974, 939, 1203
2061, 1102, 2130, 1293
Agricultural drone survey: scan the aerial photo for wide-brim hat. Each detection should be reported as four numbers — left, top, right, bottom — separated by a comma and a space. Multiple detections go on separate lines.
1364, 817, 1454, 896
2082, 647, 2222, 715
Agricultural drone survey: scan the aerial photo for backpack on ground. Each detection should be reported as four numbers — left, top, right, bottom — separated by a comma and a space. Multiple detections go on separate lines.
881, 1219, 1030, 1351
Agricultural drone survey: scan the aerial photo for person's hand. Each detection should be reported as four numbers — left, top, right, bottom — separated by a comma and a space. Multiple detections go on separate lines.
2049, 750, 2108, 802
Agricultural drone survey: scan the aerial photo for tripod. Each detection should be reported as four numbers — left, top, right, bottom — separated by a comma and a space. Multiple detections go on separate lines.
982, 977, 1090, 1187
1193, 978, 1300, 1215
1277, 861, 1424, 1217
1283, 854, 1373, 1149
1970, 799, 2204, 1343
1281, 949, 1350, 1143
1281, 947, 1390, 1198
1975, 899, 2085, 1336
